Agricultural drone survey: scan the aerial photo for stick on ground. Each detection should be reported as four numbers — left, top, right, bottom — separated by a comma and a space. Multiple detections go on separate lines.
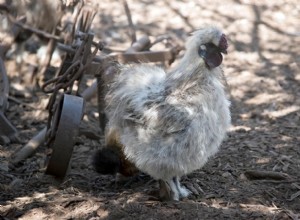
244, 170, 292, 181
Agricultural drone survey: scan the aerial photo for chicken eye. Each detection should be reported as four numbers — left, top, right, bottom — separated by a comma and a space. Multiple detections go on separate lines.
200, 45, 206, 50
198, 44, 207, 58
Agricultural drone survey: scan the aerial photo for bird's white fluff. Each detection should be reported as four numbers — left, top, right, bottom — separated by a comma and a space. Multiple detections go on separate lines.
106, 27, 231, 181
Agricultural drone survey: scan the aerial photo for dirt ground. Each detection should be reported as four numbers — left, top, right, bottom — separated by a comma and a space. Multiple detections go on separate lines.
1, 0, 300, 219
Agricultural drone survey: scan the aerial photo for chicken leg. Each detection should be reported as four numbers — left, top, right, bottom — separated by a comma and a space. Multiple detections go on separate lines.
173, 176, 190, 199
159, 177, 190, 201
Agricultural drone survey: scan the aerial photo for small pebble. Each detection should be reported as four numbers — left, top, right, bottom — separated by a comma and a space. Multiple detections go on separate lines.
222, 172, 232, 178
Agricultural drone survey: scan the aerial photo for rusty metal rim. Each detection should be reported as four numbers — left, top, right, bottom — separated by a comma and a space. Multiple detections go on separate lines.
45, 94, 84, 178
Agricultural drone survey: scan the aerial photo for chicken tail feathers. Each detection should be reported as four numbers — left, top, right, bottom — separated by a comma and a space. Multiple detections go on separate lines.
105, 127, 120, 148
93, 127, 139, 176
92, 148, 121, 175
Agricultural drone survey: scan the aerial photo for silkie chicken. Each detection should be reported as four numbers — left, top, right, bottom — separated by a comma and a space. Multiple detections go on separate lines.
93, 26, 231, 201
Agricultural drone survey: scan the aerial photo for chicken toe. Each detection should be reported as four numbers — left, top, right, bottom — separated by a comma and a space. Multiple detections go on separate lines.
158, 179, 180, 201
158, 178, 185, 201
173, 176, 191, 199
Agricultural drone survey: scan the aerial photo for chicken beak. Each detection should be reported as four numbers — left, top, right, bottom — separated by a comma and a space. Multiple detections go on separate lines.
219, 33, 228, 54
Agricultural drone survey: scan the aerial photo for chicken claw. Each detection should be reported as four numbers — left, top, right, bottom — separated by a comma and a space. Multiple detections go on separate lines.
159, 179, 173, 201
158, 177, 191, 201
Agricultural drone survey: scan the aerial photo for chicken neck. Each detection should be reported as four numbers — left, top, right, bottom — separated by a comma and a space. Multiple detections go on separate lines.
165, 51, 208, 93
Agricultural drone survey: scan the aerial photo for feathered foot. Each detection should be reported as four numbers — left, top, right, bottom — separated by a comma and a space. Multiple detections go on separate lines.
173, 176, 191, 198
158, 177, 191, 201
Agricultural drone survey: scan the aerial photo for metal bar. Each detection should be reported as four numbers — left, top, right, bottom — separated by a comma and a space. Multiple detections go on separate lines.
0, 112, 18, 144
0, 56, 18, 144
57, 42, 177, 64
96, 73, 107, 133
11, 127, 47, 164
0, 56, 9, 112
112, 50, 176, 63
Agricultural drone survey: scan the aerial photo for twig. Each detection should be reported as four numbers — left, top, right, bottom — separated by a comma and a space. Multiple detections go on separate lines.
36, 38, 57, 87
71, 3, 84, 42
288, 191, 300, 201
281, 210, 300, 220
36, 12, 62, 84
7, 14, 62, 42
257, 20, 300, 37
244, 170, 292, 181
252, 179, 300, 184
77, 5, 97, 33
122, 0, 136, 43
8, 96, 43, 110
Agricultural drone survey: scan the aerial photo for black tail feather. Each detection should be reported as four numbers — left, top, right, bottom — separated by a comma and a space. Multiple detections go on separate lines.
92, 148, 121, 175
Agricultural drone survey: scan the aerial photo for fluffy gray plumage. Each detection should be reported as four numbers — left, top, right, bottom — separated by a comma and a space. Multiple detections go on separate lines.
105, 26, 231, 200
